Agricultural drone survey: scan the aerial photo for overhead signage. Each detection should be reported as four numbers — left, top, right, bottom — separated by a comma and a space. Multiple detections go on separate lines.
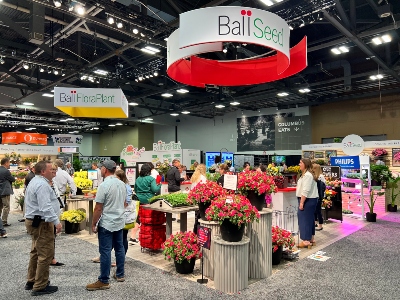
321, 166, 341, 180
59, 147, 78, 153
54, 87, 129, 118
167, 6, 307, 87
152, 140, 182, 151
2, 132, 47, 145
365, 140, 400, 147
330, 156, 360, 169
52, 134, 83, 146
341, 134, 365, 156
302, 143, 341, 150
0, 145, 58, 155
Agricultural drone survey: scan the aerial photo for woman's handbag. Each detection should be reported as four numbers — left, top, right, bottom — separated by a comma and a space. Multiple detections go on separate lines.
123, 194, 140, 230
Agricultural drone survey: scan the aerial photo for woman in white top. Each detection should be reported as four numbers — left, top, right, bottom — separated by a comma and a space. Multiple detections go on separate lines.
296, 158, 319, 248
190, 164, 207, 189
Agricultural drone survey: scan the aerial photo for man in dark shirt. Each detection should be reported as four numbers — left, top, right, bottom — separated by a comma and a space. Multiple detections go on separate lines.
25, 164, 36, 190
0, 157, 15, 227
166, 159, 184, 193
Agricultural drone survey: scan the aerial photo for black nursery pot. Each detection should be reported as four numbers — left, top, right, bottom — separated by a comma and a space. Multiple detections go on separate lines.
387, 204, 398, 213
198, 201, 211, 221
174, 258, 196, 274
366, 212, 377, 222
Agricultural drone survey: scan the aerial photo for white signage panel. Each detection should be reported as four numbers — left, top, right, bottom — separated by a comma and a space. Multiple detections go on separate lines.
341, 134, 365, 156
52, 134, 83, 146
0, 144, 59, 155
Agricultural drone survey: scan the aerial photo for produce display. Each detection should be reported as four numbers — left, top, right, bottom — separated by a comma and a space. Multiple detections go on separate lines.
148, 193, 191, 207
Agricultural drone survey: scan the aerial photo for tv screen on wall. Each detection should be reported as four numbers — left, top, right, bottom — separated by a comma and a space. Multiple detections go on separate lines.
272, 156, 286, 164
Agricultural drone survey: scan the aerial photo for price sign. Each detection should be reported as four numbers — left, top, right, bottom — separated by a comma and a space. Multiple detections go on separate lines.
197, 225, 211, 250
321, 166, 341, 180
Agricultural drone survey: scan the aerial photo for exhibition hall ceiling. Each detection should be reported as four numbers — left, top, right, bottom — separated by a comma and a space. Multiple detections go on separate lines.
0, 0, 399, 134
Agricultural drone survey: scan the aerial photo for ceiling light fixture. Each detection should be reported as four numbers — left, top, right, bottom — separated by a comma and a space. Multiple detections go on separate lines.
107, 16, 114, 24
331, 46, 349, 54
181, 111, 190, 114
22, 102, 34, 106
372, 34, 391, 45
144, 118, 153, 121
116, 22, 123, 29
222, 47, 228, 53
154, 71, 158, 76
39, 67, 44, 72
42, 93, 54, 97
66, 118, 75, 121
115, 123, 123, 125
94, 69, 108, 76
53, 0, 62, 7
370, 74, 384, 80
1, 111, 12, 115
23, 63, 29, 69
230, 101, 240, 105
177, 89, 189, 93
140, 46, 160, 55
132, 28, 139, 34
277, 92, 289, 97
53, 69, 59, 75
75, 5, 85, 15
161, 93, 173, 97
0, 57, 4, 64
170, 113, 179, 116
108, 124, 116, 127
215, 104, 225, 108
260, 0, 283, 6
129, 102, 139, 106
93, 127, 99, 130
299, 88, 310, 93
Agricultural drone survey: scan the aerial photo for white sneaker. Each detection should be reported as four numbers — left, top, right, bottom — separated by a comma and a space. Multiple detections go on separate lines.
128, 238, 138, 245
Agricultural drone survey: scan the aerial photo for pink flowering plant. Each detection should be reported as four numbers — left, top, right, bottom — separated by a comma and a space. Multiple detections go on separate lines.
272, 226, 295, 253
237, 170, 278, 196
372, 148, 388, 157
205, 194, 260, 228
162, 231, 202, 264
187, 181, 226, 205
394, 151, 400, 162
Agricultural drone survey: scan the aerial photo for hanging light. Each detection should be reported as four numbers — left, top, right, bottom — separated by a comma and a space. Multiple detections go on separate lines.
132, 28, 139, 34
53, 69, 59, 75
153, 71, 158, 76
116, 22, 123, 29
107, 16, 114, 24
23, 63, 29, 70
75, 5, 85, 15
0, 57, 4, 64
53, 0, 62, 7
39, 67, 45, 72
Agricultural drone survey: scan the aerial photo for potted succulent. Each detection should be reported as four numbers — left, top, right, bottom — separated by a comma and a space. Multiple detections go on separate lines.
187, 181, 226, 220
205, 194, 260, 242
162, 231, 202, 274
237, 170, 277, 210
386, 176, 400, 212
60, 209, 86, 233
271, 226, 295, 265
365, 187, 384, 222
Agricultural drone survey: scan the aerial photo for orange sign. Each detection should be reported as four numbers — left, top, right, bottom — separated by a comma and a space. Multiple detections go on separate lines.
2, 132, 48, 145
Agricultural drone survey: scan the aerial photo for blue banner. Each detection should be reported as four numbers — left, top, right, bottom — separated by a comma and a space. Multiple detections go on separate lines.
330, 156, 360, 169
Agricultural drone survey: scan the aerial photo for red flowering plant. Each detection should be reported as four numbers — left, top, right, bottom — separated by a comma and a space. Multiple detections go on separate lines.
205, 194, 260, 228
272, 226, 295, 253
372, 148, 388, 157
187, 181, 226, 205
237, 170, 278, 196
162, 231, 202, 264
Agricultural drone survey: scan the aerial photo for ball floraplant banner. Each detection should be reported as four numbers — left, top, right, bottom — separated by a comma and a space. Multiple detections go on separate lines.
167, 6, 307, 87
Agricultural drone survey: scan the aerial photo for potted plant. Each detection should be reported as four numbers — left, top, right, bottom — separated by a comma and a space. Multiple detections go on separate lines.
365, 187, 384, 222
333, 137, 342, 143
237, 170, 277, 210
15, 194, 25, 211
386, 176, 400, 212
12, 178, 25, 189
60, 209, 86, 233
371, 148, 388, 159
370, 165, 392, 186
162, 231, 202, 274
187, 181, 226, 220
271, 226, 295, 265
156, 159, 172, 178
205, 194, 260, 242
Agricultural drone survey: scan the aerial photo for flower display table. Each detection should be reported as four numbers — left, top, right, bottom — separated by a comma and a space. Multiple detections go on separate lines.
66, 196, 94, 234
214, 235, 249, 293
245, 208, 273, 279
198, 219, 221, 279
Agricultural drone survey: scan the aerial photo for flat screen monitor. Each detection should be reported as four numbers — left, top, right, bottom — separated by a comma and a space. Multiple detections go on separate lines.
272, 156, 286, 164
205, 152, 221, 169
221, 152, 234, 166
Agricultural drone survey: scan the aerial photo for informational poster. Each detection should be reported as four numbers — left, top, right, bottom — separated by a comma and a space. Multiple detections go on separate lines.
197, 225, 211, 250
221, 152, 234, 165
205, 152, 220, 169
393, 148, 400, 167
321, 166, 341, 179
223, 174, 237, 190
314, 151, 324, 159
87, 170, 98, 180
126, 168, 136, 185
302, 151, 314, 159
182, 149, 201, 168
325, 150, 337, 159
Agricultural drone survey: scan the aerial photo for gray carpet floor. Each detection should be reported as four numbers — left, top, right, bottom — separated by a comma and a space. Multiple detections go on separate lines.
1, 212, 400, 300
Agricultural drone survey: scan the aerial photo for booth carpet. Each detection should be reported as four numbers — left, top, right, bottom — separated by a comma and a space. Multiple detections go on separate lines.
1, 212, 399, 300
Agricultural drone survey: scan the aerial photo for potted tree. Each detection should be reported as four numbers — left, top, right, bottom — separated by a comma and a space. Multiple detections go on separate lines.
365, 187, 384, 222
386, 176, 400, 212
162, 231, 202, 274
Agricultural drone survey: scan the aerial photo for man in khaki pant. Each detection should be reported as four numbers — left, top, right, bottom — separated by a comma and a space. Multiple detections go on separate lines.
24, 161, 62, 296
0, 157, 15, 226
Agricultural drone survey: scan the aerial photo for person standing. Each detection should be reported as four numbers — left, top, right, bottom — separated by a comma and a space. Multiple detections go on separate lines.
86, 160, 127, 291
217, 164, 229, 187
65, 162, 75, 176
166, 159, 184, 193
296, 158, 319, 248
53, 159, 77, 197
0, 157, 15, 227
91, 162, 103, 189
24, 161, 62, 296
313, 164, 326, 231
19, 163, 36, 223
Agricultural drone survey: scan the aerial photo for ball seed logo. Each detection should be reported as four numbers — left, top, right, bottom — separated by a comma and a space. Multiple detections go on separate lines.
59, 89, 115, 104
218, 9, 284, 47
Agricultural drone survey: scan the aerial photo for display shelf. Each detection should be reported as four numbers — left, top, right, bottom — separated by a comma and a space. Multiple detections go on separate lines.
341, 177, 363, 184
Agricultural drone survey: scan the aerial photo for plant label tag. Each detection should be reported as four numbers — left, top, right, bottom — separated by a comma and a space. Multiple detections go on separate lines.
225, 196, 233, 204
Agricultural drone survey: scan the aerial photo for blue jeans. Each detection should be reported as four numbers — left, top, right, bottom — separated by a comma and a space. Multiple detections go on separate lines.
98, 226, 125, 283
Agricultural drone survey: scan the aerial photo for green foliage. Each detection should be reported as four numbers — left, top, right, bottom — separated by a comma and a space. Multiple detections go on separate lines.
314, 159, 326, 165
205, 172, 221, 182
342, 209, 353, 214
365, 187, 385, 214
333, 138, 342, 143
370, 165, 392, 183
15, 194, 24, 210
387, 176, 400, 206
345, 173, 367, 179
148, 192, 190, 207
73, 158, 82, 172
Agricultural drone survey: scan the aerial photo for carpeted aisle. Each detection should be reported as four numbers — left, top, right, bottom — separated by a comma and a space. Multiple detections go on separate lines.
1, 212, 400, 299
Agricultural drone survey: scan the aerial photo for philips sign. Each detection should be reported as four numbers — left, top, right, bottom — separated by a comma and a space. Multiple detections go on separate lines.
330, 156, 360, 169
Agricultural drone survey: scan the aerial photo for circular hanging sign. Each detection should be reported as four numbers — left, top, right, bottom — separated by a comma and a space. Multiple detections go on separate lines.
341, 134, 365, 156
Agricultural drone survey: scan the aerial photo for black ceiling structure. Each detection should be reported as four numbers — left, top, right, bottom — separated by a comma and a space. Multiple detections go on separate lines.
0, 0, 399, 134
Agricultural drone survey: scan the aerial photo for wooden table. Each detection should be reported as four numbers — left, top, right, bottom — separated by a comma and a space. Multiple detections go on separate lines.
66, 196, 95, 235
142, 200, 198, 237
